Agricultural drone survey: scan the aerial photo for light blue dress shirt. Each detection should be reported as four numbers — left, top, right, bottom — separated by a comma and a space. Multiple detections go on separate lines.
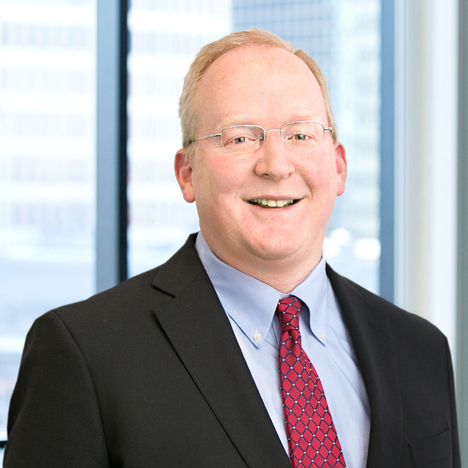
196, 233, 370, 468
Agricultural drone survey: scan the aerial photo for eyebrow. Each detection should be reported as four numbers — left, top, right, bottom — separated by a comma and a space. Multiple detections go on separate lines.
216, 113, 324, 130
216, 116, 255, 130
295, 113, 323, 122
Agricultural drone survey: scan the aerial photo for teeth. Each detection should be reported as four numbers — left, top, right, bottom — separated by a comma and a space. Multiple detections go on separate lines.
250, 198, 295, 208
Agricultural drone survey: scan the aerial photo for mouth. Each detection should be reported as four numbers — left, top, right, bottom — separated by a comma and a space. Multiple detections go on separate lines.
248, 198, 298, 208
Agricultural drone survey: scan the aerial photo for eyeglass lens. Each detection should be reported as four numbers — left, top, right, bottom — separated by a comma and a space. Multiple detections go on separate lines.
220, 122, 325, 153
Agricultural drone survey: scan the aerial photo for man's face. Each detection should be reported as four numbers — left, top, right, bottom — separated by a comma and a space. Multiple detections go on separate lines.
175, 45, 346, 277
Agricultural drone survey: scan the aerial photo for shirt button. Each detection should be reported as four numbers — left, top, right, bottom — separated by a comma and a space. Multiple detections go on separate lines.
318, 332, 325, 340
253, 333, 262, 342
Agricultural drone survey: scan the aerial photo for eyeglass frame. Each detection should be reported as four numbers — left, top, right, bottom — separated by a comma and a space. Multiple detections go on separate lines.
187, 120, 333, 153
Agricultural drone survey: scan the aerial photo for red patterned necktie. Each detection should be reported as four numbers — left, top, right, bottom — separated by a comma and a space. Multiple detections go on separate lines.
276, 296, 346, 468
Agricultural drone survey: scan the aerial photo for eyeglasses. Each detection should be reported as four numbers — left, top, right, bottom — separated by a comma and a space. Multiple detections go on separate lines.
189, 121, 333, 154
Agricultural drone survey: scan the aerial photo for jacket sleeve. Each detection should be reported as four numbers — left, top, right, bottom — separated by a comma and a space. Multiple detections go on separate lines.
4, 311, 111, 468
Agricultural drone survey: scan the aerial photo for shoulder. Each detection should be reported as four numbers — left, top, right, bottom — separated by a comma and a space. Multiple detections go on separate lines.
326, 263, 448, 345
44, 266, 160, 325
34, 234, 205, 345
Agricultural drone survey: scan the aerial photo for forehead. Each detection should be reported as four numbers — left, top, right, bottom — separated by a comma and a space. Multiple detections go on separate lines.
194, 45, 327, 129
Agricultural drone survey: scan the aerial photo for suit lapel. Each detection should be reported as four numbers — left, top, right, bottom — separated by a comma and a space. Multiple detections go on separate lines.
327, 265, 404, 468
152, 236, 291, 468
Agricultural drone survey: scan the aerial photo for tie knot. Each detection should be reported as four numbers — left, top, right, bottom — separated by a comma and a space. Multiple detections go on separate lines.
276, 296, 303, 332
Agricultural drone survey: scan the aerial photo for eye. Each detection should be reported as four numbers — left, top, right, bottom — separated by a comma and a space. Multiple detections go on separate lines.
221, 126, 262, 149
224, 134, 253, 146
284, 131, 312, 142
233, 136, 248, 144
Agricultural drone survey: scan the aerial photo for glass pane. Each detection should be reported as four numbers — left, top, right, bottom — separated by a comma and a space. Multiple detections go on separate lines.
232, 0, 381, 292
128, 0, 233, 275
0, 0, 97, 454
128, 0, 381, 295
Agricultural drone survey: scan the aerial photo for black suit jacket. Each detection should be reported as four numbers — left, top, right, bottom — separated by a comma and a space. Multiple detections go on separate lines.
5, 235, 461, 467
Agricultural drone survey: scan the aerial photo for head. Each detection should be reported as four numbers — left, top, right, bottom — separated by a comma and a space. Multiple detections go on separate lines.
179, 29, 338, 157
175, 30, 347, 290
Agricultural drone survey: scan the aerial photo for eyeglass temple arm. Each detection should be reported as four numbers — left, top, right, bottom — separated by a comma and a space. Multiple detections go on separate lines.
192, 133, 221, 143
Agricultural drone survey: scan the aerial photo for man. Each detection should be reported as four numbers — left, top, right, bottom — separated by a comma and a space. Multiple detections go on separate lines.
5, 29, 460, 467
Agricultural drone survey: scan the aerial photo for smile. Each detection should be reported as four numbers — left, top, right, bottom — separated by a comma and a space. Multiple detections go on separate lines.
248, 198, 297, 208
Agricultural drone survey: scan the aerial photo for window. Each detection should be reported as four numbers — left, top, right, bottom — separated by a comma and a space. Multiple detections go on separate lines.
233, 0, 382, 293
127, 0, 232, 275
0, 0, 96, 453
128, 0, 382, 295
1, 0, 382, 457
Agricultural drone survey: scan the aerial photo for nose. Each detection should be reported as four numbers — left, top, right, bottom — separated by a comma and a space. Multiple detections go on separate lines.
254, 129, 295, 180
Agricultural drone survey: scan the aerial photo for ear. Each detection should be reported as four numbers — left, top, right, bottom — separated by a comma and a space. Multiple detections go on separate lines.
174, 148, 195, 203
334, 142, 347, 197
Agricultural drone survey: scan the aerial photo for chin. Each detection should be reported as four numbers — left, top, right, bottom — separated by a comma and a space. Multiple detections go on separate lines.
245, 237, 304, 262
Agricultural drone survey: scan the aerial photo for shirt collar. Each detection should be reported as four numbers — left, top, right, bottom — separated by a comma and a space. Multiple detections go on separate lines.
195, 233, 329, 348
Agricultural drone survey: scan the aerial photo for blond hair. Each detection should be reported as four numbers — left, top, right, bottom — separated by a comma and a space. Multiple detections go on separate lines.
179, 28, 337, 153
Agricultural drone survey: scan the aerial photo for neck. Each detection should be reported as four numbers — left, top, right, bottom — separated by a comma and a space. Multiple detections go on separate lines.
206, 243, 322, 293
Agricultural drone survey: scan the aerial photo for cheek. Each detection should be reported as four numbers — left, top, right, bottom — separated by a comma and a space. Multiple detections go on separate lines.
302, 159, 336, 190
194, 158, 251, 198
190, 170, 236, 224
